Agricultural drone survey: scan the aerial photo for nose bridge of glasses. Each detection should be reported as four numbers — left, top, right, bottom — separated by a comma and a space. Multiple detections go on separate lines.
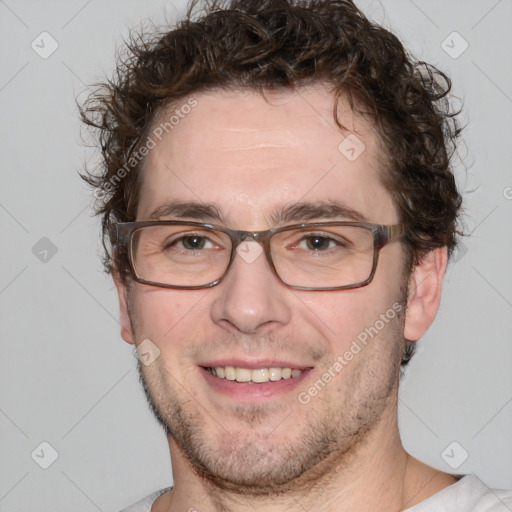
231, 229, 268, 248
229, 230, 274, 273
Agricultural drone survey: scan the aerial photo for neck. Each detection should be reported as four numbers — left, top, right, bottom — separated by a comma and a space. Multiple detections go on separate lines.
153, 405, 456, 512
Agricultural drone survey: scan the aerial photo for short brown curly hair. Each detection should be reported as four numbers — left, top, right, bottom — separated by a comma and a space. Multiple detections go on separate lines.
81, 0, 463, 290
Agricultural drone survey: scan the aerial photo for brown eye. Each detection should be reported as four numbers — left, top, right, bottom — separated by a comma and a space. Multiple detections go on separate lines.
180, 236, 207, 250
305, 236, 333, 251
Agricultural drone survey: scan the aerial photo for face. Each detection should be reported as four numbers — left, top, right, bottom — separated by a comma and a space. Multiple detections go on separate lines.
117, 85, 415, 494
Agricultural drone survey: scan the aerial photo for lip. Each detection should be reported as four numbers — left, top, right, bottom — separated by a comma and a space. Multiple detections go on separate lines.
198, 359, 311, 370
199, 365, 313, 403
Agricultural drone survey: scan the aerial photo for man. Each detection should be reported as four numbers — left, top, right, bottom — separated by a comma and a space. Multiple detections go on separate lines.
81, 1, 511, 510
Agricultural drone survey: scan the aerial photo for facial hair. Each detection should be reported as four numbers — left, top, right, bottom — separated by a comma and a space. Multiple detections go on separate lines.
135, 290, 408, 497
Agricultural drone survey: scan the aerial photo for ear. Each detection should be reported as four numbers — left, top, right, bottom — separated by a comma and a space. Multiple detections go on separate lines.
113, 271, 136, 345
404, 246, 448, 342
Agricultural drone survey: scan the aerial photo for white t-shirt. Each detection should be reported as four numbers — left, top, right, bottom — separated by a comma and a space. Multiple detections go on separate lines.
120, 475, 512, 511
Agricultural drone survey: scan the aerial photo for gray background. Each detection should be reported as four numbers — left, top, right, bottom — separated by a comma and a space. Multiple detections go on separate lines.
1, 0, 511, 510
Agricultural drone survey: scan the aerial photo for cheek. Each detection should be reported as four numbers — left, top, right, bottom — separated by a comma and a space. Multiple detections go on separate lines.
301, 284, 404, 353
335, 297, 378, 340
297, 247, 406, 347
130, 287, 208, 345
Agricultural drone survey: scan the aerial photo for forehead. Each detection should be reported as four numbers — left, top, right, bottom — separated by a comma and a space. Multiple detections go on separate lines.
137, 85, 397, 226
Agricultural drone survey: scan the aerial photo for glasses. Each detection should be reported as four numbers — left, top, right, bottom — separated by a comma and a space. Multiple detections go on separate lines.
116, 221, 405, 291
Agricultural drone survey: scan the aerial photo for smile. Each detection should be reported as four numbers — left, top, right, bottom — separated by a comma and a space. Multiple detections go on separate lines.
205, 366, 303, 383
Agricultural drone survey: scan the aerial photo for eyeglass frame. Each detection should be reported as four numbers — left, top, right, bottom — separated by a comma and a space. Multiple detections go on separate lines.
116, 220, 405, 291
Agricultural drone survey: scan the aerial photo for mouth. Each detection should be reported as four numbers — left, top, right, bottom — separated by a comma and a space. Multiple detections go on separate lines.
203, 365, 304, 383
199, 361, 313, 402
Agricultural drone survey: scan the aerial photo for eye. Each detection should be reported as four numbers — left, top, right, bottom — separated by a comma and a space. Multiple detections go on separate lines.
165, 234, 216, 251
298, 235, 339, 251
179, 235, 211, 250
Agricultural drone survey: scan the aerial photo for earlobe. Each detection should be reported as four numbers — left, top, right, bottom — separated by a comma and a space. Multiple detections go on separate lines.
404, 247, 448, 342
113, 272, 136, 345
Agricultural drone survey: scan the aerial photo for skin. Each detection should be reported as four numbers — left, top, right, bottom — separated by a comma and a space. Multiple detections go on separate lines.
114, 85, 457, 511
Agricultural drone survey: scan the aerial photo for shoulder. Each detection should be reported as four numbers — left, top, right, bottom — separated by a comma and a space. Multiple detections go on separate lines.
405, 475, 512, 512
119, 487, 173, 512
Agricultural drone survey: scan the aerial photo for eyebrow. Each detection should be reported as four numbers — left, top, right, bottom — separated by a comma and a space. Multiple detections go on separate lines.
147, 199, 368, 225
148, 201, 224, 222
270, 200, 368, 224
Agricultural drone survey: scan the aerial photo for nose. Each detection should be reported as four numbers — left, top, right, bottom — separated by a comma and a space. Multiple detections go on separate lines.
210, 241, 292, 334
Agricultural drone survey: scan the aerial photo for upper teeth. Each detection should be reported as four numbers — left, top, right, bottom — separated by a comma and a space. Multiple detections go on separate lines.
208, 366, 303, 383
